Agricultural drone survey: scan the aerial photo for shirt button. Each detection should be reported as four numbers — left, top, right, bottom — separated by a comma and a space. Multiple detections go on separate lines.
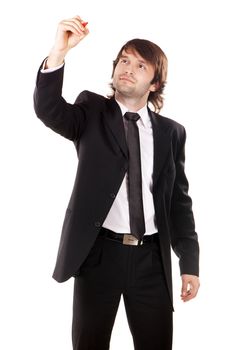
94, 221, 101, 228
110, 193, 116, 199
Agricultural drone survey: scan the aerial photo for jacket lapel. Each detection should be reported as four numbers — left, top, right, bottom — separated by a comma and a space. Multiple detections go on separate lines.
103, 100, 171, 181
103, 98, 128, 158
149, 109, 171, 186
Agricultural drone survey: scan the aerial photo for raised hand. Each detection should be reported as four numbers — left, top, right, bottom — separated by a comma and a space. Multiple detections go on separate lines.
46, 15, 89, 68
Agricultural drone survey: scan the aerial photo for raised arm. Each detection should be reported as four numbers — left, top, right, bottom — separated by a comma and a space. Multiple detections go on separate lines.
33, 15, 89, 141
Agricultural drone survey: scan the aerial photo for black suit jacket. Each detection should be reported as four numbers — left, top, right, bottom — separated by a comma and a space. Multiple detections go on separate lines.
33, 64, 199, 305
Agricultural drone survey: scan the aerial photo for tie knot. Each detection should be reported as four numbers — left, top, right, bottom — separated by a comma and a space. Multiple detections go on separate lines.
124, 112, 140, 122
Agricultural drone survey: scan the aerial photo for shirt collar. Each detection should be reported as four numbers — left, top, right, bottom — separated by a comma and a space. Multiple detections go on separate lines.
115, 99, 151, 128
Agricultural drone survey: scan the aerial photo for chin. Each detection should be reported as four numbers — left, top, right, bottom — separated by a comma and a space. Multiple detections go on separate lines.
117, 86, 134, 95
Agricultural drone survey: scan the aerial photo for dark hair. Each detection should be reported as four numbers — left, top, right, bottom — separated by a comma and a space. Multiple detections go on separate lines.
109, 38, 168, 112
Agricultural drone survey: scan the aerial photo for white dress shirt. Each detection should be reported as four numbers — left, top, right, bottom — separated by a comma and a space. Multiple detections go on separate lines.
103, 100, 157, 235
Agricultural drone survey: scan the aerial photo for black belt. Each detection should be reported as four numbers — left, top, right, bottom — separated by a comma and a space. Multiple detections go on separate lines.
99, 227, 159, 246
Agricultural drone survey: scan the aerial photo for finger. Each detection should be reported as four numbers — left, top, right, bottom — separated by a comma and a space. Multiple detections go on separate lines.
59, 15, 89, 35
181, 279, 189, 298
73, 15, 82, 21
189, 281, 199, 298
69, 17, 89, 31
181, 282, 199, 302
67, 18, 87, 31
61, 21, 85, 36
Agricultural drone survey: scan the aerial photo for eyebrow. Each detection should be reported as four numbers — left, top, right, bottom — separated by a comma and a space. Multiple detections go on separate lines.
120, 55, 147, 65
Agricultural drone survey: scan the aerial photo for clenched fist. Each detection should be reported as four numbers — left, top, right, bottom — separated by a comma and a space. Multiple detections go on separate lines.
46, 15, 89, 68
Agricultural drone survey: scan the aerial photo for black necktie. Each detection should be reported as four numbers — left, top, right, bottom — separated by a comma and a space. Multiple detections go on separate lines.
124, 112, 146, 240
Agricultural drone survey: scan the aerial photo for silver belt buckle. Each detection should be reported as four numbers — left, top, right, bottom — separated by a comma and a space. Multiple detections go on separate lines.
123, 234, 142, 246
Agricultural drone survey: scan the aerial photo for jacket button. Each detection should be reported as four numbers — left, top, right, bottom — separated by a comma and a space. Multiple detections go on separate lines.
95, 221, 101, 227
110, 193, 116, 199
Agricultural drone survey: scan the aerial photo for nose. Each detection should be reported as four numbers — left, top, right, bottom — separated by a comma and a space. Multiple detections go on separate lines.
124, 64, 134, 75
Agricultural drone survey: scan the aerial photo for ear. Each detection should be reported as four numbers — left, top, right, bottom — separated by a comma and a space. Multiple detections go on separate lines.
149, 82, 159, 92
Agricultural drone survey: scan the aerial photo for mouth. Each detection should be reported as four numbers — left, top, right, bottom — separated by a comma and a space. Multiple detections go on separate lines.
119, 76, 134, 84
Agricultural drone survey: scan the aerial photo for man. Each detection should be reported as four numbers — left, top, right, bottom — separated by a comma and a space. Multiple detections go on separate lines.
34, 15, 200, 350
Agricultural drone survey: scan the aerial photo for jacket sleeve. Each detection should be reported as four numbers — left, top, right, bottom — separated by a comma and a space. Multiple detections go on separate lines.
170, 127, 200, 276
33, 62, 87, 141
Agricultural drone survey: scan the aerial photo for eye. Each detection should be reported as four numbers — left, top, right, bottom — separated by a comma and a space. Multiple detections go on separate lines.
120, 59, 128, 64
139, 63, 146, 70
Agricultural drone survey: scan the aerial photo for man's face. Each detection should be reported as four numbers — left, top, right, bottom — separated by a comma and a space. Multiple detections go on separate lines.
112, 49, 156, 101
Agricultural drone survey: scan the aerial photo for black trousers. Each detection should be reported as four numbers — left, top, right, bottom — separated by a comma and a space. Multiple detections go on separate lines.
72, 233, 173, 350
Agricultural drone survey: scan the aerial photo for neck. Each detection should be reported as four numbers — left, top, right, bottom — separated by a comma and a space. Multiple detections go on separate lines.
114, 92, 147, 112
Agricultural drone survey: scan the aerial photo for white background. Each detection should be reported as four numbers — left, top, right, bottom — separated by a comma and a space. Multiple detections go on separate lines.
1, 0, 233, 349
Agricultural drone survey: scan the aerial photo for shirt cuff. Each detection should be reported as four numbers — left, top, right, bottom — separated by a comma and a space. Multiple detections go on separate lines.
40, 58, 64, 73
